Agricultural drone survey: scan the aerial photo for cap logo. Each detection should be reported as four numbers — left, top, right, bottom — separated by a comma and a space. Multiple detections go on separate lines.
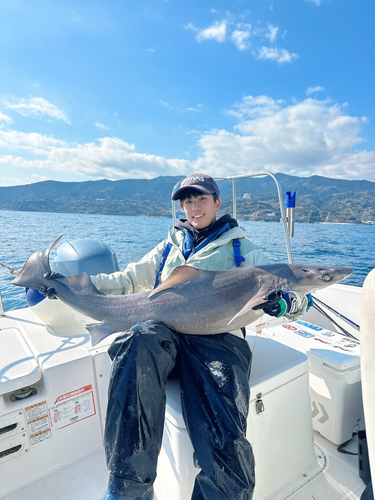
181, 175, 205, 186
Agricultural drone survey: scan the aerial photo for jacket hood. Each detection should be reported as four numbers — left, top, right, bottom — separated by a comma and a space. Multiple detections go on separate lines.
169, 222, 247, 249
177, 214, 238, 244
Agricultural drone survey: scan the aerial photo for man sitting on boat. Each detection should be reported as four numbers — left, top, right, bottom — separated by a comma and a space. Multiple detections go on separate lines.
94, 173, 308, 500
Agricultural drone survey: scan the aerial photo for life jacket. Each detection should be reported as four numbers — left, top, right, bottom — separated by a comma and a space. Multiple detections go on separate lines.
154, 238, 244, 289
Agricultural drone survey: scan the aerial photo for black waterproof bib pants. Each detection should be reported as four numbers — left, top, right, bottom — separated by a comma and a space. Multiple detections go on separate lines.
104, 321, 255, 500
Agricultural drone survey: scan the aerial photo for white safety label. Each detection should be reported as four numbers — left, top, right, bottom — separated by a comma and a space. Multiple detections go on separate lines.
25, 401, 48, 421
28, 415, 50, 435
25, 401, 52, 445
50, 385, 96, 430
30, 428, 52, 445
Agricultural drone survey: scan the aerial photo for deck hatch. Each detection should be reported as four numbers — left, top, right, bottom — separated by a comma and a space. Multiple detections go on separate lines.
0, 328, 42, 395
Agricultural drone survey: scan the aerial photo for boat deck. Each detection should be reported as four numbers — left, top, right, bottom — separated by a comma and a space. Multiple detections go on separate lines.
3, 433, 366, 500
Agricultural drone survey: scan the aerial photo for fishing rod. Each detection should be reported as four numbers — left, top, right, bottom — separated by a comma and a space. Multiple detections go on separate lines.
311, 295, 360, 341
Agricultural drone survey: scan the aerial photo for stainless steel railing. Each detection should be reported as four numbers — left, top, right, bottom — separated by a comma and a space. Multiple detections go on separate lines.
0, 291, 4, 316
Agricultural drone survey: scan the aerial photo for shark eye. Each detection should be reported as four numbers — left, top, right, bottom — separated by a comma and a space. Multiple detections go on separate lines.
321, 274, 332, 282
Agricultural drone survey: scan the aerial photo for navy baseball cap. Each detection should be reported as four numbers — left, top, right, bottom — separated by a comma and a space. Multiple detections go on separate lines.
172, 173, 220, 201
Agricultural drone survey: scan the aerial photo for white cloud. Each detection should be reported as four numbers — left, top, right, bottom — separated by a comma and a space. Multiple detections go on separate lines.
196, 21, 227, 43
266, 24, 278, 42
186, 104, 204, 112
192, 95, 375, 181
316, 150, 375, 180
0, 129, 66, 153
159, 100, 173, 110
2, 94, 374, 185
231, 30, 251, 51
0, 111, 13, 125
0, 174, 50, 187
5, 97, 70, 123
185, 22, 198, 32
306, 0, 321, 5
226, 95, 284, 119
306, 85, 325, 95
187, 16, 296, 62
256, 46, 297, 63
95, 122, 109, 130
0, 131, 191, 179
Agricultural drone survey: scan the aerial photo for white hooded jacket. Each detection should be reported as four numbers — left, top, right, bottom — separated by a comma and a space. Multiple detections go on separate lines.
94, 224, 270, 296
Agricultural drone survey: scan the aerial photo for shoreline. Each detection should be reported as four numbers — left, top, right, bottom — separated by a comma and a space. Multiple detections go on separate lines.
1, 208, 375, 227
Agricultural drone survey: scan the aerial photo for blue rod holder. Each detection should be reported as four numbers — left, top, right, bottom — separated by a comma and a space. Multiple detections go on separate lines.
286, 191, 296, 208
286, 191, 296, 237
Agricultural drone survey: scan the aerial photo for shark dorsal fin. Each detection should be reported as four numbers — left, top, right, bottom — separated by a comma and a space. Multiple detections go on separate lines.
149, 266, 205, 298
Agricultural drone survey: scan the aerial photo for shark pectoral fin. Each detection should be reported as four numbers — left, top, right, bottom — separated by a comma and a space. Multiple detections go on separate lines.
86, 322, 116, 347
228, 289, 271, 326
148, 266, 208, 298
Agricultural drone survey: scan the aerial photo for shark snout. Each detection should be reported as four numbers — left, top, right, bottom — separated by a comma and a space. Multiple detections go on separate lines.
293, 265, 353, 291
317, 266, 353, 284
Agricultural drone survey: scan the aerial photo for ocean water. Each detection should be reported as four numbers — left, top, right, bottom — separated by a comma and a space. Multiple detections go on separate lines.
0, 210, 374, 312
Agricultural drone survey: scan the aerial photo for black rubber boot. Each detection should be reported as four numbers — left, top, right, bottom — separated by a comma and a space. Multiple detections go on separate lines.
101, 490, 153, 500
361, 481, 374, 500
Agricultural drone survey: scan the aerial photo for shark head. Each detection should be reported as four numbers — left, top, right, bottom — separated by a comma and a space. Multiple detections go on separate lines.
272, 263, 353, 294
227, 263, 353, 326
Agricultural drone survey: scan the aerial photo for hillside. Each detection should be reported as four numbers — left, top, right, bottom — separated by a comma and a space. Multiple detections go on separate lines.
0, 174, 374, 224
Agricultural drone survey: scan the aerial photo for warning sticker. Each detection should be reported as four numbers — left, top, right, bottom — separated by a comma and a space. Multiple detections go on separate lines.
30, 428, 52, 445
28, 415, 50, 435
25, 400, 51, 445
25, 401, 48, 421
282, 324, 297, 331
297, 320, 324, 332
320, 331, 336, 338
295, 329, 314, 338
50, 385, 96, 430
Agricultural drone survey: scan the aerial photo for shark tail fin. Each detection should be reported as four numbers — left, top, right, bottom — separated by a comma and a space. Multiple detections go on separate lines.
12, 235, 64, 288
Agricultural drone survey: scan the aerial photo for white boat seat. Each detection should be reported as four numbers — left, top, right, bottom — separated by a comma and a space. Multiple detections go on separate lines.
164, 335, 309, 428
155, 335, 317, 500
0, 328, 42, 396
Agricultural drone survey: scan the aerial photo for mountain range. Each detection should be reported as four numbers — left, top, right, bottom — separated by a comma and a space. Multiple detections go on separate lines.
1, 173, 374, 224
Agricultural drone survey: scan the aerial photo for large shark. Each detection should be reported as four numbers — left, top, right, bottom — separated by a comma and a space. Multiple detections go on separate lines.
1, 236, 352, 346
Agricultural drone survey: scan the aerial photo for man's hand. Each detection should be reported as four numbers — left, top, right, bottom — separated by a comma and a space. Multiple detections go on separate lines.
39, 285, 58, 300
254, 290, 310, 320
38, 271, 64, 300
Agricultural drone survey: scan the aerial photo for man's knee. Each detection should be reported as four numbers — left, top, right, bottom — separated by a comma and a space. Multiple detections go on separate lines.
131, 321, 176, 347
108, 321, 177, 360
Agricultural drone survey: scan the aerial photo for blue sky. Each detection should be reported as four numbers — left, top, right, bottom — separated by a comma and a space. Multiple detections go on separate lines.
0, 0, 374, 186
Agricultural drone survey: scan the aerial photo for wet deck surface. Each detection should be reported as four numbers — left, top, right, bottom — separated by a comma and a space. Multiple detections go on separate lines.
2, 433, 366, 500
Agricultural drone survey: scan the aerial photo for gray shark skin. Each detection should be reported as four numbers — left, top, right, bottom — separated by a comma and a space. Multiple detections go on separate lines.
3, 236, 352, 346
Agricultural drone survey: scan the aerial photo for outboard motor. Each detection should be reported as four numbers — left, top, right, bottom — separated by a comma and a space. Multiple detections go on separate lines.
26, 239, 120, 337
51, 239, 120, 277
